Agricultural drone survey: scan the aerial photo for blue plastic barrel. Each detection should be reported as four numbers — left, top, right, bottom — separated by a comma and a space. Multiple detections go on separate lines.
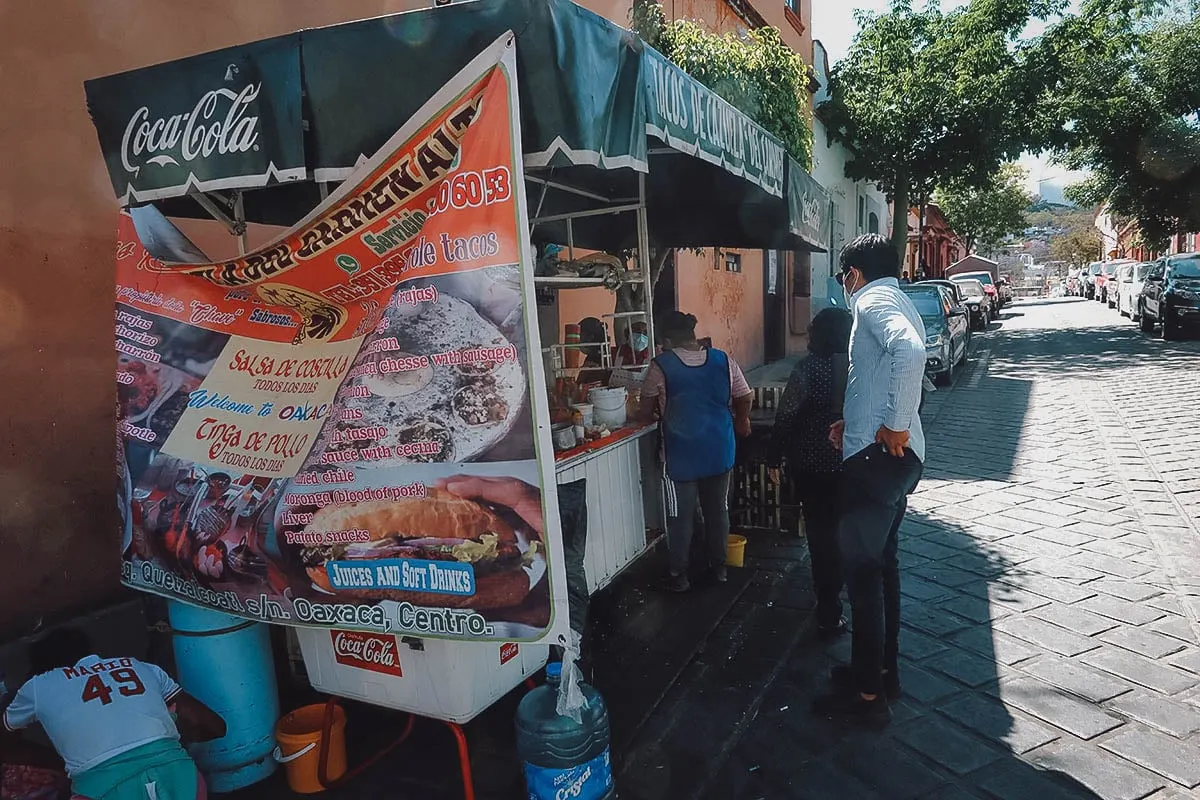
167, 601, 279, 792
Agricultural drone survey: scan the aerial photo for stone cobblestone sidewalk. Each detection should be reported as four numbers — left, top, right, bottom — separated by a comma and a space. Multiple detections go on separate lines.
694, 299, 1200, 799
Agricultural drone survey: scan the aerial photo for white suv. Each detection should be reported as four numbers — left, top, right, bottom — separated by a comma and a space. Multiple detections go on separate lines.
1118, 262, 1152, 320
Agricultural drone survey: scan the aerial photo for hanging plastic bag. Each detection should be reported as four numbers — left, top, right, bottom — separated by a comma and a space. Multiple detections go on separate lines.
555, 629, 586, 724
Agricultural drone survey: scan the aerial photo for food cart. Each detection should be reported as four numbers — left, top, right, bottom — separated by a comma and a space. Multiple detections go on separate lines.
85, 0, 830, 792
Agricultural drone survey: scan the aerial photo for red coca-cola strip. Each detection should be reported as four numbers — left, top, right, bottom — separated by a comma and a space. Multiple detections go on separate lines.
330, 629, 403, 677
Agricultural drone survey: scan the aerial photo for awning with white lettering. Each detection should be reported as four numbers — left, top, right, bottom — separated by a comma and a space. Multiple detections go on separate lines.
84, 0, 827, 250
86, 35, 306, 205
787, 157, 832, 252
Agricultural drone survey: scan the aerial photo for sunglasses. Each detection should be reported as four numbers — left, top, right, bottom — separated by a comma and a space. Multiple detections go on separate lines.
835, 270, 853, 286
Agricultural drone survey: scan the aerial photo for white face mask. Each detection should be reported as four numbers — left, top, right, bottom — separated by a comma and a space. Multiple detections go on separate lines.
842, 269, 861, 309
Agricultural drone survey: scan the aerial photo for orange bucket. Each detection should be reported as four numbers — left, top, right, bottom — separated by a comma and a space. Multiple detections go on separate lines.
274, 703, 347, 794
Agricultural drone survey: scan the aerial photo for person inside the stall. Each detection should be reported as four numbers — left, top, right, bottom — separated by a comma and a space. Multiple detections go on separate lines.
1, 627, 227, 800
614, 321, 650, 367
638, 311, 754, 592
767, 307, 853, 641
578, 317, 609, 369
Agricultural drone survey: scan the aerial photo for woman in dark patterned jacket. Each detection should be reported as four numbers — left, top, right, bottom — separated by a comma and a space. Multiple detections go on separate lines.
770, 307, 853, 640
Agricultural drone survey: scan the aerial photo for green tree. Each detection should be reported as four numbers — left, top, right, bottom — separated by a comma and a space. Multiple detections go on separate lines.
1036, 1, 1200, 248
630, 0, 812, 166
820, 0, 1056, 256
935, 163, 1034, 253
1048, 226, 1103, 264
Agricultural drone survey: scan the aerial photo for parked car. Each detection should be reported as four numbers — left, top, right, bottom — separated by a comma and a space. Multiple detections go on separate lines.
922, 279, 980, 336
950, 271, 1000, 317
922, 278, 966, 303
1096, 262, 1114, 303
1066, 268, 1082, 296
1116, 262, 1151, 319
1113, 263, 1134, 314
996, 277, 1013, 306
901, 284, 970, 385
947, 278, 990, 330
1100, 260, 1135, 306
1139, 253, 1200, 339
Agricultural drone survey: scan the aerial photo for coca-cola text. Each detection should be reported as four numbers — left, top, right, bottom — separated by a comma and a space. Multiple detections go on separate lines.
330, 630, 403, 677
120, 84, 262, 177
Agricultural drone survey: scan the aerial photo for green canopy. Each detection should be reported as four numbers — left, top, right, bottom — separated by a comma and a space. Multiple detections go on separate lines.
85, 0, 828, 251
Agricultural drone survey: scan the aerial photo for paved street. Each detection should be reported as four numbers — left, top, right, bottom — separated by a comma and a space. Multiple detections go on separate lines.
642, 297, 1200, 799
281, 296, 1200, 800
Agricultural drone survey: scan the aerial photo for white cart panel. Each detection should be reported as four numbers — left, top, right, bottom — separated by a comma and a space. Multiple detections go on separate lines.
297, 628, 548, 724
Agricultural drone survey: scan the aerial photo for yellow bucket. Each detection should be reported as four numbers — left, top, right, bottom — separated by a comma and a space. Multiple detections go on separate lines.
274, 703, 347, 794
725, 534, 747, 568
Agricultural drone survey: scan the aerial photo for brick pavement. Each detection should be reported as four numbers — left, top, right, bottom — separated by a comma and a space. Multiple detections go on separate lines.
694, 298, 1200, 799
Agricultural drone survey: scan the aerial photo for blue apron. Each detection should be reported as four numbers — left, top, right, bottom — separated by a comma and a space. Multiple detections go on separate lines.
657, 349, 736, 482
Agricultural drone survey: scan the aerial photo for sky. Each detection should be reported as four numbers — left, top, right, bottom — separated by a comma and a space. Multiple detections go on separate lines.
811, 0, 1088, 202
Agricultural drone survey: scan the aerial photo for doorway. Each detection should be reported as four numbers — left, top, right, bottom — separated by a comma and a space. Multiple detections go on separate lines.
763, 250, 787, 361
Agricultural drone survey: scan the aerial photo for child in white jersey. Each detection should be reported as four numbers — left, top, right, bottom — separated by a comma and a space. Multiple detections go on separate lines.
1, 628, 225, 800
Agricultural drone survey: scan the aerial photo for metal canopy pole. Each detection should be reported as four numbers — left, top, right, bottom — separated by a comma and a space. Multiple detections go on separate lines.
188, 190, 248, 254
636, 172, 654, 354
234, 191, 248, 255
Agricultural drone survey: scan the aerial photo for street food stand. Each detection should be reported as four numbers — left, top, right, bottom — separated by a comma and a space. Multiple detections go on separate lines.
85, 0, 830, 793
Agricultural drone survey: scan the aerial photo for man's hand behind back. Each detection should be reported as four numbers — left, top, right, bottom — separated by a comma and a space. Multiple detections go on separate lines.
875, 426, 909, 457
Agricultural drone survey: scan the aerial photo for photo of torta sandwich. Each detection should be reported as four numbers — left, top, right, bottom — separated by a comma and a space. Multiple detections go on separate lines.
299, 488, 541, 610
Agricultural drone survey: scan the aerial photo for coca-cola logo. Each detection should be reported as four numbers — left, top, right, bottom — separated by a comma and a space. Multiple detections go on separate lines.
330, 630, 403, 677
120, 78, 262, 178
500, 642, 519, 666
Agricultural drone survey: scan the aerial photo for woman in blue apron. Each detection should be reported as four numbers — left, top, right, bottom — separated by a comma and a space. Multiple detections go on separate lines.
639, 311, 754, 592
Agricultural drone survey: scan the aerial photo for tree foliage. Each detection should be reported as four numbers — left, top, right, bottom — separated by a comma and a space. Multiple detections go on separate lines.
1037, 0, 1200, 248
629, 0, 812, 166
820, 0, 1057, 256
1048, 225, 1104, 263
935, 163, 1034, 253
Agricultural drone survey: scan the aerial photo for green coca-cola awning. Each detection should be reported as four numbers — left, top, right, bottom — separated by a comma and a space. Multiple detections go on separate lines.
84, 0, 828, 251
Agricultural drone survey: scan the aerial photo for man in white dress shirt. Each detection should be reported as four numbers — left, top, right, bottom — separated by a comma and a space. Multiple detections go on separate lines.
812, 234, 928, 727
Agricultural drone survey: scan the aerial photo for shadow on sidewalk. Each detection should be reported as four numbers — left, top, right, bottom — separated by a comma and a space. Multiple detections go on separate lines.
675, 511, 1105, 800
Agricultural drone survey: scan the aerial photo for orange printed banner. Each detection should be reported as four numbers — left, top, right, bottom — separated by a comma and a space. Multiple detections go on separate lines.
116, 36, 569, 644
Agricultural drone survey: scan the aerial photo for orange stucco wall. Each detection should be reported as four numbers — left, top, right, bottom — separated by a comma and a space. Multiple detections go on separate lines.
0, 0, 438, 638
676, 250, 765, 367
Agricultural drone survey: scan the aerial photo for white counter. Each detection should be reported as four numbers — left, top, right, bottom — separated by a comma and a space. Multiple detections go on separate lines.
554, 424, 661, 593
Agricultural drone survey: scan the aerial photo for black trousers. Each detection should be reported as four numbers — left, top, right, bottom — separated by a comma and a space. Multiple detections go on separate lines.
794, 471, 844, 630
839, 445, 923, 696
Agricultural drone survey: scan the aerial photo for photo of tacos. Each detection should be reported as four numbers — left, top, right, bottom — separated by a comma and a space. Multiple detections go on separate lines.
306, 275, 532, 469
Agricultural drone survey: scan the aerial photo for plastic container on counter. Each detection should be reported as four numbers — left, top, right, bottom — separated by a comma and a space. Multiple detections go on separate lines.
587, 387, 627, 429
570, 403, 594, 427
516, 662, 614, 800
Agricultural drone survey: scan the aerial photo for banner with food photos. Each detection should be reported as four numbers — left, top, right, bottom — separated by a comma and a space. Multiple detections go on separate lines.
116, 36, 570, 644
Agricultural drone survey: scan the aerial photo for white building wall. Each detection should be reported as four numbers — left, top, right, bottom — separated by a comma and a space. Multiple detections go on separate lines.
809, 116, 889, 313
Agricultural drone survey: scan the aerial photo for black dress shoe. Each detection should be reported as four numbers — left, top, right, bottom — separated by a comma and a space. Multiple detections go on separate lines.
810, 689, 892, 728
830, 664, 902, 702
